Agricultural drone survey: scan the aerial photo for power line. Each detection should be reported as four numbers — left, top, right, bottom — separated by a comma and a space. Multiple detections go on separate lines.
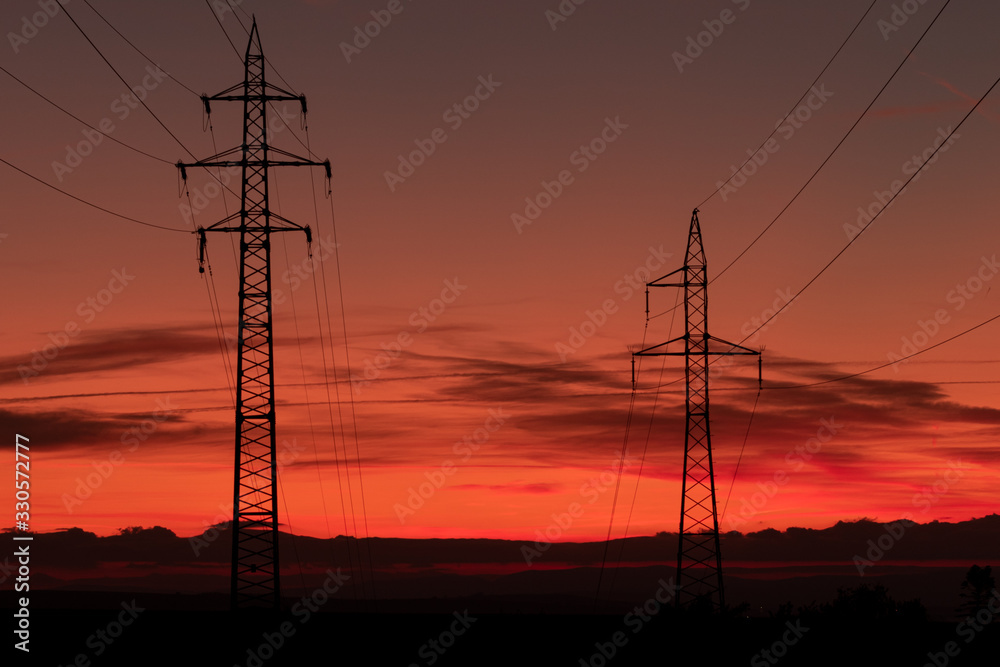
768, 312, 1000, 389
61, 2, 197, 160
697, 0, 880, 207
729, 72, 999, 353
320, 183, 379, 604
80, 0, 201, 98
652, 0, 955, 321
0, 65, 173, 165
202, 0, 243, 61
597, 288, 680, 609
719, 388, 761, 527
0, 156, 187, 233
708, 0, 953, 285
273, 174, 360, 601
58, 1, 252, 221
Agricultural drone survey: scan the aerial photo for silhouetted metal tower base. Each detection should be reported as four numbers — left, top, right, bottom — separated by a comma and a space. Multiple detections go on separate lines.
636, 209, 760, 612
178, 19, 329, 611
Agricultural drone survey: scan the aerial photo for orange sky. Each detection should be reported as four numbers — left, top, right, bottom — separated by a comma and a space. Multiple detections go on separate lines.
2, 0, 999, 544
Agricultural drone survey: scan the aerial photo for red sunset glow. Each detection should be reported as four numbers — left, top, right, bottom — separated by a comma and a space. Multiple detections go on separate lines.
2, 0, 999, 551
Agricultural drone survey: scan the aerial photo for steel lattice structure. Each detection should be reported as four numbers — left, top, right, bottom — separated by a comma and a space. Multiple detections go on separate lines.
178, 20, 330, 610
636, 209, 759, 611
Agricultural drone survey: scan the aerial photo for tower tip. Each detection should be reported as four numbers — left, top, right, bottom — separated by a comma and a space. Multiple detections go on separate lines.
246, 16, 262, 57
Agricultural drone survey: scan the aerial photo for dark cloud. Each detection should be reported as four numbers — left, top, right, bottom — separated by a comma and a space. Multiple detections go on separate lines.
1, 325, 221, 386
0, 402, 198, 452
451, 483, 560, 495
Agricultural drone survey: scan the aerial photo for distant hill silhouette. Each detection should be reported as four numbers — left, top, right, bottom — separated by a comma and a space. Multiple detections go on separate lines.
5, 515, 997, 620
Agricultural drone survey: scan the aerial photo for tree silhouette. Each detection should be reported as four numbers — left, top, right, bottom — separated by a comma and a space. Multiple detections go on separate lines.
798, 583, 926, 624
957, 564, 996, 619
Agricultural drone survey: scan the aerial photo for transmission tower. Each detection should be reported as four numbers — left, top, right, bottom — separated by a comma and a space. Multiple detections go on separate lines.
177, 19, 330, 610
635, 208, 760, 611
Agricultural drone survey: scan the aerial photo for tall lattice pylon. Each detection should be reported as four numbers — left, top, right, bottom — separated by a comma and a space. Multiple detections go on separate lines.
178, 19, 330, 611
635, 209, 760, 611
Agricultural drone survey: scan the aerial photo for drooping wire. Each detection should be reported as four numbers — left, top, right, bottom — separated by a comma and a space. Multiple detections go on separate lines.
293, 125, 361, 566
276, 475, 310, 599
202, 0, 243, 61
697, 0, 880, 207
719, 388, 761, 527
199, 242, 237, 408
605, 287, 682, 602
273, 173, 359, 601
294, 133, 371, 599
0, 65, 173, 164
206, 116, 241, 268
592, 352, 642, 613
321, 189, 380, 605
651, 0, 956, 321
269, 101, 323, 160
60, 0, 249, 212
79, 0, 202, 97
61, 3, 199, 161
593, 282, 672, 610
308, 266, 366, 603
0, 156, 186, 233
309, 121, 378, 602
709, 0, 954, 287
767, 312, 1000, 390
10, 6, 244, 214
725, 73, 1000, 353
267, 173, 321, 601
